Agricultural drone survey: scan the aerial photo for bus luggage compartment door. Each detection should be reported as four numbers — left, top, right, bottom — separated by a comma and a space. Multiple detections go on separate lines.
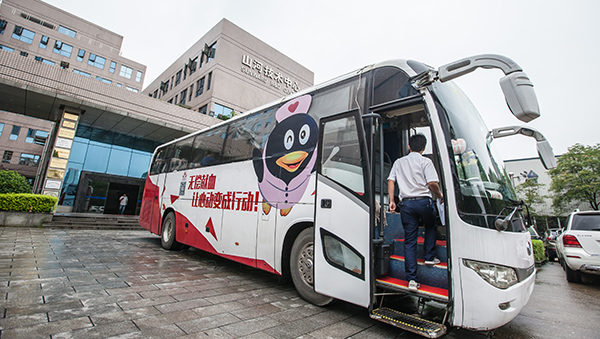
314, 112, 371, 308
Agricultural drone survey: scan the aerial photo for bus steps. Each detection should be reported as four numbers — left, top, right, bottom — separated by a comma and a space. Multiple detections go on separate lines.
371, 307, 446, 338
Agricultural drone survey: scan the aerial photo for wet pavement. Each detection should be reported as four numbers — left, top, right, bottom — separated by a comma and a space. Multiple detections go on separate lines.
0, 227, 598, 338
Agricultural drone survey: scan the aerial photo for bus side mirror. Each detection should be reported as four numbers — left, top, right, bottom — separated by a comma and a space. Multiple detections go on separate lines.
488, 126, 556, 170
537, 140, 557, 170
499, 72, 540, 123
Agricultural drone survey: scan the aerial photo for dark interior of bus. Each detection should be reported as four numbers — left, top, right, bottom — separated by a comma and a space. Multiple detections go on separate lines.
369, 78, 450, 334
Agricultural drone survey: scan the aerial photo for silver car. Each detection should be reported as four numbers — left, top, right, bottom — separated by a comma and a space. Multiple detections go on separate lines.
556, 210, 600, 282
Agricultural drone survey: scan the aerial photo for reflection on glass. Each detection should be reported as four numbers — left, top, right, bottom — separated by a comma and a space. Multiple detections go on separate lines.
129, 152, 151, 178
84, 144, 110, 172
107, 148, 131, 175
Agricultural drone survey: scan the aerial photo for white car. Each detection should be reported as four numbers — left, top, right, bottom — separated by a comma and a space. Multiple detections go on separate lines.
556, 210, 600, 282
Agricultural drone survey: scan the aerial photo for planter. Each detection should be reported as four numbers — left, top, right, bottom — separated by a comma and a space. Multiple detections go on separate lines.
0, 211, 53, 227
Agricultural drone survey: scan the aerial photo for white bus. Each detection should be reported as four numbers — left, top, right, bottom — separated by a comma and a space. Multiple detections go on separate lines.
139, 54, 555, 337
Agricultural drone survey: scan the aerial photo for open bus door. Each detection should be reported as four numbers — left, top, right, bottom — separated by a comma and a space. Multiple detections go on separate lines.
313, 111, 372, 308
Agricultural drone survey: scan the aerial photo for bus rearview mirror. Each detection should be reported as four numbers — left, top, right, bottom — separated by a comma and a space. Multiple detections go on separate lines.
499, 72, 540, 123
536, 140, 557, 170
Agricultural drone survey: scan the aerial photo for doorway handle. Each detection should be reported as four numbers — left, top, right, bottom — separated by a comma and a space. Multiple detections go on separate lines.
321, 199, 332, 209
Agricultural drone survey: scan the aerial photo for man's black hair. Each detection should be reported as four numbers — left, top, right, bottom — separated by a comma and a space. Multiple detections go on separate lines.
409, 133, 427, 152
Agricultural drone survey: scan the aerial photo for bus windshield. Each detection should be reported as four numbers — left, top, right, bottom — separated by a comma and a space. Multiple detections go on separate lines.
431, 81, 519, 229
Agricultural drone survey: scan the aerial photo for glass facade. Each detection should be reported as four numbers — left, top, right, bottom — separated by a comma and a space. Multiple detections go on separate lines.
59, 124, 160, 212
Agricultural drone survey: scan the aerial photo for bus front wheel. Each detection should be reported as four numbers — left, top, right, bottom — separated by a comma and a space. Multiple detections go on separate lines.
290, 227, 333, 306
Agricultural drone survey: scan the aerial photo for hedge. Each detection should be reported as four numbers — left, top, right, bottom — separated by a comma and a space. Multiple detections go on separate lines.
0, 194, 58, 213
532, 239, 546, 263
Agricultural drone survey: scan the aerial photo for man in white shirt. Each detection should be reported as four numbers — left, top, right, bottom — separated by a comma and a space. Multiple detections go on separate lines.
119, 194, 128, 215
387, 134, 443, 292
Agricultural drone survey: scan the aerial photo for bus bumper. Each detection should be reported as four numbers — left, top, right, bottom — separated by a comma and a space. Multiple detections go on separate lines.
458, 264, 535, 330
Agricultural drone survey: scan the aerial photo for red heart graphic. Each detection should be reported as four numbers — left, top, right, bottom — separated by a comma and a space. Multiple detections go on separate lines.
288, 101, 299, 113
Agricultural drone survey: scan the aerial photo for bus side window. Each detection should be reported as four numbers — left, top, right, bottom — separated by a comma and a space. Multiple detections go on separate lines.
372, 67, 417, 107
189, 126, 227, 168
320, 116, 365, 195
169, 138, 193, 172
222, 118, 255, 164
151, 144, 174, 174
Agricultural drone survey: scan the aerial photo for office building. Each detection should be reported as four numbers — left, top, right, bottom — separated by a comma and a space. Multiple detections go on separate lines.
0, 1, 313, 215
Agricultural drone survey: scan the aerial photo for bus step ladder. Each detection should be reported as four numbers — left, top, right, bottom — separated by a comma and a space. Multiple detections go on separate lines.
370, 307, 446, 338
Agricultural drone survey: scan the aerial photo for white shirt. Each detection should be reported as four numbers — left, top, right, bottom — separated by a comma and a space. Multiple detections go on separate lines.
387, 152, 438, 200
119, 196, 128, 206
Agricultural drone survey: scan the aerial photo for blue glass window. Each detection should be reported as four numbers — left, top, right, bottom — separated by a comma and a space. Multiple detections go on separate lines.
40, 35, 49, 49
0, 123, 3, 136
83, 144, 110, 172
69, 139, 88, 164
129, 151, 152, 178
119, 65, 133, 79
109, 61, 116, 73
0, 45, 13, 52
12, 26, 35, 44
88, 54, 106, 69
73, 69, 91, 77
9, 125, 20, 140
42, 59, 55, 66
214, 103, 234, 120
136, 71, 143, 82
53, 41, 73, 57
196, 77, 205, 97
107, 147, 132, 175
77, 49, 85, 61
58, 25, 76, 38
96, 76, 112, 84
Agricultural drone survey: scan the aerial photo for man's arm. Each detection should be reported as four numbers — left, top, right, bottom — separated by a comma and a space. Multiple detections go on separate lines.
388, 179, 396, 212
428, 181, 443, 203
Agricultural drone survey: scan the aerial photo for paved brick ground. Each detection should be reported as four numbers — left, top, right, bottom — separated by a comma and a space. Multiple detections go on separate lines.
0, 227, 410, 339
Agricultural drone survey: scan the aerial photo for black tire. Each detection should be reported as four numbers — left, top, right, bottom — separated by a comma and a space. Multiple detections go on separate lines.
290, 227, 333, 306
565, 264, 582, 283
161, 212, 181, 250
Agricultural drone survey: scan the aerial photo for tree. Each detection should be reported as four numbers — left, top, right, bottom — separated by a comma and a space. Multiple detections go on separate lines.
516, 178, 545, 214
549, 143, 600, 212
0, 170, 32, 194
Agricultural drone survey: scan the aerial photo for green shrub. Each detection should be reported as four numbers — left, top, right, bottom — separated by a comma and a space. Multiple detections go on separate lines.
0, 170, 32, 194
532, 239, 546, 263
0, 193, 57, 213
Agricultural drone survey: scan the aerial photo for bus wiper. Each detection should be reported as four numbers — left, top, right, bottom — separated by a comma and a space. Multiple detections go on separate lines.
494, 199, 525, 231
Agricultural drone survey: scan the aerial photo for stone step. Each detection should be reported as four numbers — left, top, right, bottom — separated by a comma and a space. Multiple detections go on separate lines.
44, 214, 142, 230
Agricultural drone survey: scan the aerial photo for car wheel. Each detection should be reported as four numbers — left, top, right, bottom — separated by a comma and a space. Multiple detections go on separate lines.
290, 227, 333, 306
565, 264, 582, 283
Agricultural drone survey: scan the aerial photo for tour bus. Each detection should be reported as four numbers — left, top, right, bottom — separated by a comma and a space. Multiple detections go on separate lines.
139, 54, 555, 337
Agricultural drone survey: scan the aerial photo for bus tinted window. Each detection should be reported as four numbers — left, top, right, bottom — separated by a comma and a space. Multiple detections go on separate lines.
189, 126, 227, 168
150, 144, 174, 175
222, 109, 277, 164
169, 138, 193, 172
372, 67, 416, 106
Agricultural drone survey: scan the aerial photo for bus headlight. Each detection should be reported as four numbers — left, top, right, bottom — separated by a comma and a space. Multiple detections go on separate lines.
463, 259, 518, 289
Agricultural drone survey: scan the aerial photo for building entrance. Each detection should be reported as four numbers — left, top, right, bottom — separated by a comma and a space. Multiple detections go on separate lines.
75, 171, 145, 215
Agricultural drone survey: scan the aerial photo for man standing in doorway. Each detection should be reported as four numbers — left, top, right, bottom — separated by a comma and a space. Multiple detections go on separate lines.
119, 193, 128, 215
387, 134, 443, 292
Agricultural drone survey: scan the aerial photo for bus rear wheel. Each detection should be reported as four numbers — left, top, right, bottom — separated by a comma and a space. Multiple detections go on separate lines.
161, 212, 184, 250
290, 227, 333, 306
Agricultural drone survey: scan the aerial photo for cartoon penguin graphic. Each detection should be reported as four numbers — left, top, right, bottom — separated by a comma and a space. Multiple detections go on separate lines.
253, 95, 318, 216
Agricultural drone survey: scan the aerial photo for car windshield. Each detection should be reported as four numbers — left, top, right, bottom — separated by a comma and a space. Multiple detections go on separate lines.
571, 214, 600, 231
431, 81, 520, 230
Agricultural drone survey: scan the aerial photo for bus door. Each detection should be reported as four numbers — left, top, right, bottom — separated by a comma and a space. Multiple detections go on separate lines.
314, 111, 371, 308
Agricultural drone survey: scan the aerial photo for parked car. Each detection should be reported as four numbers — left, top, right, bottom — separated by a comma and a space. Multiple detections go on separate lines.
556, 210, 600, 282
544, 228, 562, 261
